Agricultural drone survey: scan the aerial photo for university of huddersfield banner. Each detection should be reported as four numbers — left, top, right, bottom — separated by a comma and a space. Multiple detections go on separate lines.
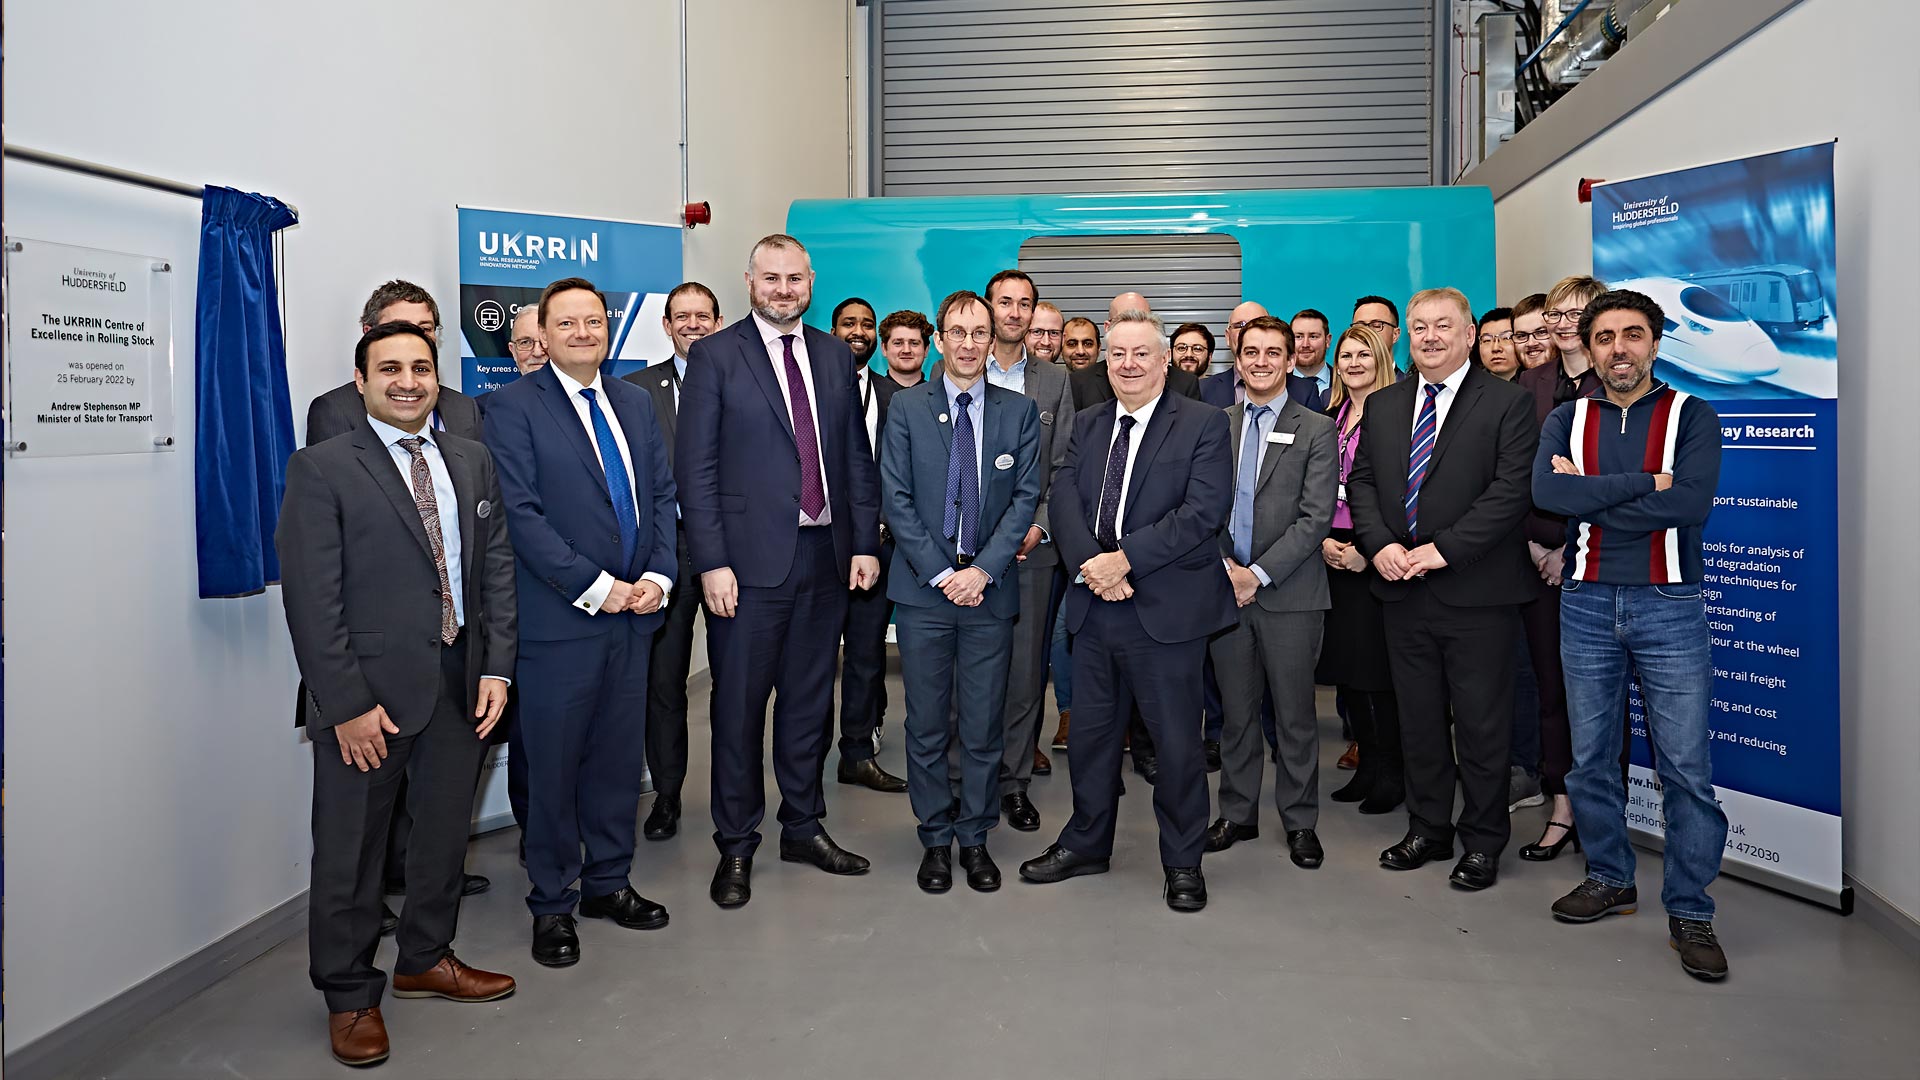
1590, 142, 1843, 910
455, 206, 682, 395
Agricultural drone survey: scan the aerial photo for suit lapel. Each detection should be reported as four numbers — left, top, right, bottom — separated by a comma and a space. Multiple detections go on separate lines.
1084, 403, 1115, 510
533, 367, 610, 489
981, 385, 1007, 507
1257, 403, 1299, 491
1225, 402, 1245, 464
353, 427, 434, 562
1382, 378, 1417, 486
1428, 366, 1484, 473
743, 321, 797, 446
806, 328, 842, 471
1123, 392, 1178, 527
653, 368, 679, 447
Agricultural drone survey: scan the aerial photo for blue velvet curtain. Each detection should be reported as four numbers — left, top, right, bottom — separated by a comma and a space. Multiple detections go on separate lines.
194, 186, 299, 598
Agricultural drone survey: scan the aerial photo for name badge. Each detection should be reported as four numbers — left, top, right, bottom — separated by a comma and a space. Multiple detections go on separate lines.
938, 413, 949, 423
1337, 483, 1348, 503
1039, 410, 1054, 425
1267, 431, 1295, 445
994, 453, 1015, 471
477, 499, 493, 519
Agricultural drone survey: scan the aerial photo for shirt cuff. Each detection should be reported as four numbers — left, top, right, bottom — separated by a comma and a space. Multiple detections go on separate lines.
480, 675, 512, 688
575, 571, 615, 615
1250, 564, 1272, 588
930, 567, 955, 587
640, 571, 674, 608
1034, 524, 1051, 544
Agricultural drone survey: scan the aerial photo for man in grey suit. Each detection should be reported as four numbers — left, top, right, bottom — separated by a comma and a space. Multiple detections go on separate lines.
885, 289, 1041, 893
621, 281, 721, 841
1204, 316, 1339, 869
981, 269, 1076, 832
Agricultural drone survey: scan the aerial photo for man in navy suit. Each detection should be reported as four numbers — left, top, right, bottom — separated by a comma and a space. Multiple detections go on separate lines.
482, 277, 679, 968
677, 234, 883, 909
1018, 309, 1237, 912
882, 290, 1041, 894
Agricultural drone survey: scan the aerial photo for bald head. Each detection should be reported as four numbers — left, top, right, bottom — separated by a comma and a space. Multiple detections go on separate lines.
1108, 292, 1150, 323
1226, 300, 1269, 353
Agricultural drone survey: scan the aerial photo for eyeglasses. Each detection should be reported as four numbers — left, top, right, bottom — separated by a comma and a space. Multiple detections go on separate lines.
942, 327, 992, 344
1170, 343, 1211, 355
1359, 319, 1398, 333
1477, 332, 1514, 345
1227, 319, 1256, 331
1543, 307, 1586, 324
1027, 328, 1063, 339
508, 336, 540, 352
1511, 328, 1556, 343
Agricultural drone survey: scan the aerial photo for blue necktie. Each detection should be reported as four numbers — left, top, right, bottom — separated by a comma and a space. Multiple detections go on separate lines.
1405, 382, 1442, 541
944, 391, 980, 556
580, 387, 639, 572
1096, 414, 1136, 549
1232, 404, 1270, 565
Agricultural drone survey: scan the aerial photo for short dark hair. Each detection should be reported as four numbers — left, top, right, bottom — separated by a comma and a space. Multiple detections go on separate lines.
1235, 314, 1295, 355
1473, 307, 1513, 366
936, 289, 989, 332
1169, 322, 1215, 354
1063, 317, 1099, 344
665, 280, 720, 319
984, 269, 1038, 305
538, 276, 609, 328
360, 279, 440, 333
1578, 289, 1665, 349
1291, 308, 1331, 334
354, 320, 438, 375
878, 309, 934, 348
1511, 292, 1549, 320
1352, 295, 1400, 326
831, 297, 876, 326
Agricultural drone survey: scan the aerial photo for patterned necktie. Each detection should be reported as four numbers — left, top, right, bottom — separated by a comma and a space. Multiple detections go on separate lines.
780, 334, 827, 519
1232, 404, 1270, 565
944, 391, 980, 556
397, 437, 458, 645
1405, 382, 1443, 541
579, 388, 639, 572
1096, 414, 1137, 548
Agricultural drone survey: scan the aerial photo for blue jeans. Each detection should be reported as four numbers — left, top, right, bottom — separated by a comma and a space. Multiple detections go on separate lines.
1560, 580, 1727, 920
1049, 603, 1073, 712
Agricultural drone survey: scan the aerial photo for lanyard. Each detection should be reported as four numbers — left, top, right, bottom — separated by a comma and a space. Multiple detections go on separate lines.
1335, 399, 1361, 483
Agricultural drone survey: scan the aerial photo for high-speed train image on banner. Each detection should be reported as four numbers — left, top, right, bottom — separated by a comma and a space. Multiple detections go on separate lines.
1681, 263, 1828, 333
1613, 276, 1783, 385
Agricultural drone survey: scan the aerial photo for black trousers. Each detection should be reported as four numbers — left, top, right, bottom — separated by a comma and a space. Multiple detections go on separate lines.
1518, 579, 1573, 794
838, 536, 894, 763
1382, 583, 1520, 856
310, 638, 488, 1013
708, 526, 848, 857
644, 525, 701, 798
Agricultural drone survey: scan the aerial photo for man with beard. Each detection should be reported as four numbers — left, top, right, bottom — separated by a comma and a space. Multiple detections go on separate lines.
1026, 301, 1065, 364
1290, 309, 1333, 397
678, 234, 883, 909
1061, 318, 1100, 371
833, 293, 909, 793
622, 281, 724, 841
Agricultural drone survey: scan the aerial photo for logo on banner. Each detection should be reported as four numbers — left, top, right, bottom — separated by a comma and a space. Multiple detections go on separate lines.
474, 229, 600, 271
474, 299, 506, 333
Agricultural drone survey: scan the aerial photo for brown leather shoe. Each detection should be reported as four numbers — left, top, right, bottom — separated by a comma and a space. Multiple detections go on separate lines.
1033, 747, 1052, 775
1051, 709, 1070, 750
328, 1006, 389, 1067
390, 953, 516, 1003
1337, 741, 1360, 771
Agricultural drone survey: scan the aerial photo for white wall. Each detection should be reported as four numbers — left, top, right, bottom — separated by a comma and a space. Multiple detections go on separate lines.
2, 0, 853, 1052
1491, 0, 1920, 921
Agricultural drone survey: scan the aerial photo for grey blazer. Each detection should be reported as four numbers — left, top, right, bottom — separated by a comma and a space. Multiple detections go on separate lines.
1219, 397, 1339, 613
1014, 358, 1075, 567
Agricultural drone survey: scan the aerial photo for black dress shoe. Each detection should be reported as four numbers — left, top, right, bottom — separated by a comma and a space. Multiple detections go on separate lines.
1133, 755, 1160, 785
837, 757, 909, 793
1002, 791, 1041, 832
580, 885, 669, 930
958, 845, 1001, 892
1018, 843, 1111, 884
379, 903, 399, 937
1203, 740, 1222, 773
1358, 782, 1405, 815
1329, 772, 1369, 803
386, 873, 490, 897
1379, 832, 1453, 870
531, 914, 580, 967
1164, 865, 1208, 912
779, 831, 871, 875
917, 845, 953, 893
1449, 852, 1500, 890
643, 793, 681, 841
711, 855, 753, 908
1203, 818, 1259, 852
1286, 829, 1325, 869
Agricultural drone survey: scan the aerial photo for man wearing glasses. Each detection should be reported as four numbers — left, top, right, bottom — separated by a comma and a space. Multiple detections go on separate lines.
506, 306, 548, 376
982, 270, 1076, 831
1027, 302, 1066, 364
1353, 295, 1405, 373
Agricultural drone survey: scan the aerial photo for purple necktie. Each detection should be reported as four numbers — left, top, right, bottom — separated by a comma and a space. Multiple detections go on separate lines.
781, 334, 827, 519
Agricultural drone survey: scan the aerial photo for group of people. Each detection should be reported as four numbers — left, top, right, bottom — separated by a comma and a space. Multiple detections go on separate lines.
278, 237, 1733, 1069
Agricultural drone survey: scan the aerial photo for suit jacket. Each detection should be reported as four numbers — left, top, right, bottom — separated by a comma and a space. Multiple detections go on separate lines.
622, 362, 684, 468
881, 380, 1041, 618
307, 380, 482, 445
1051, 392, 1237, 644
988, 357, 1075, 567
481, 364, 679, 641
675, 317, 881, 588
1515, 360, 1602, 549
1070, 361, 1202, 411
1346, 362, 1539, 607
276, 419, 517, 736
1218, 398, 1338, 613
1200, 369, 1326, 412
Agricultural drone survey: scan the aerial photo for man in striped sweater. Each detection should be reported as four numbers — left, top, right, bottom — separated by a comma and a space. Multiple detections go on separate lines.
1532, 289, 1730, 981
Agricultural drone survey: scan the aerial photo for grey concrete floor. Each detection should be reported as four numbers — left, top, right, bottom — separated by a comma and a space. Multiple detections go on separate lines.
78, 676, 1920, 1079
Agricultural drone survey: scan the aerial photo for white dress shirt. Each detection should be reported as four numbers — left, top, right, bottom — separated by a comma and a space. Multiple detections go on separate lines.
1229, 398, 1283, 587
753, 312, 833, 525
928, 373, 991, 586
855, 365, 880, 455
1410, 359, 1472, 440
985, 351, 1028, 396
550, 364, 674, 614
1103, 392, 1163, 543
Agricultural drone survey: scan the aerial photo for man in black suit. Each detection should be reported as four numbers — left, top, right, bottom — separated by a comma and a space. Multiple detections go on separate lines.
1347, 287, 1539, 891
484, 277, 680, 967
1068, 293, 1203, 411
278, 322, 517, 1068
620, 281, 724, 841
831, 296, 908, 793
677, 234, 884, 909
1018, 309, 1237, 911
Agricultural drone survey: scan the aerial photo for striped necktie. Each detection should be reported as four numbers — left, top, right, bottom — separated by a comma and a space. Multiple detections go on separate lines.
1405, 382, 1443, 541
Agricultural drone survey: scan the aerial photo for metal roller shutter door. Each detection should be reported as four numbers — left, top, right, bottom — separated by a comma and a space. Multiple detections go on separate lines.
1019, 233, 1243, 374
